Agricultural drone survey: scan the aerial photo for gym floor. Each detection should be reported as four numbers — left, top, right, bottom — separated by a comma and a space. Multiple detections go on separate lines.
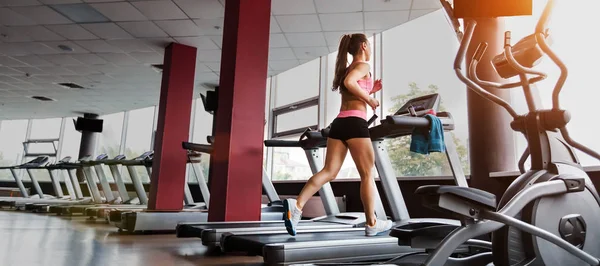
0, 211, 262, 266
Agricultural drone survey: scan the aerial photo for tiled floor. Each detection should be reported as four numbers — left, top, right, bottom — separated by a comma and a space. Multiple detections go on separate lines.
0, 211, 263, 266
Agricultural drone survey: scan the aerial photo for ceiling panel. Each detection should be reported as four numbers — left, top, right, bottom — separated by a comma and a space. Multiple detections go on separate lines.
269, 34, 288, 48
0, 8, 37, 26
0, 0, 441, 120
10, 5, 72, 25
155, 20, 201, 37
363, 0, 412, 11
319, 13, 363, 31
118, 21, 168, 38
0, 56, 28, 67
275, 15, 321, 33
81, 23, 132, 39
314, 0, 362, 13
90, 2, 147, 21
173, 0, 224, 19
410, 8, 437, 20
131, 0, 188, 20
272, 0, 316, 15
46, 24, 98, 40
412, 0, 441, 9
365, 11, 410, 30
76, 40, 122, 53
285, 32, 327, 47
175, 36, 219, 50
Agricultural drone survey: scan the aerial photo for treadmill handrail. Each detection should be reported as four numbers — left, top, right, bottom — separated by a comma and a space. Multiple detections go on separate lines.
264, 140, 301, 147
182, 142, 213, 154
384, 113, 454, 129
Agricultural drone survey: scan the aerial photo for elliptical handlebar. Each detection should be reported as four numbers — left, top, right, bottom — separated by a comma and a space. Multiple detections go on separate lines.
455, 21, 520, 119
534, 0, 567, 110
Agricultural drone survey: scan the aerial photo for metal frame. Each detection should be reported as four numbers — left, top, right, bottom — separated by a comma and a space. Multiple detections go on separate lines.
271, 96, 320, 139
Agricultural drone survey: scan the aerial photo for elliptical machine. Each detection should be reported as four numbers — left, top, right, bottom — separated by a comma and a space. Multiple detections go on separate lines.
389, 0, 600, 265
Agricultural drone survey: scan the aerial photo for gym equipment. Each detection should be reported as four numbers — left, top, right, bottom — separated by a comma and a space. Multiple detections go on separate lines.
110, 141, 284, 233
103, 148, 208, 225
175, 128, 379, 246
217, 94, 478, 265
0, 156, 92, 209
46, 153, 149, 216
390, 1, 600, 265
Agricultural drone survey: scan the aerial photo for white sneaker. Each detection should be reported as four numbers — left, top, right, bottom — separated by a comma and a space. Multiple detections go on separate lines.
283, 199, 302, 236
365, 219, 393, 236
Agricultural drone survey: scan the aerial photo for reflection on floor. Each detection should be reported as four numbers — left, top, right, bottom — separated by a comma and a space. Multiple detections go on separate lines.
0, 210, 263, 266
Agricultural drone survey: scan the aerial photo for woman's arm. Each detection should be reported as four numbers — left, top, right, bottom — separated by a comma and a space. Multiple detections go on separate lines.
343, 63, 373, 103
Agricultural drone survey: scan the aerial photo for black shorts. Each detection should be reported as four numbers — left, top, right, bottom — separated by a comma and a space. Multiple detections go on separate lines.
328, 117, 370, 141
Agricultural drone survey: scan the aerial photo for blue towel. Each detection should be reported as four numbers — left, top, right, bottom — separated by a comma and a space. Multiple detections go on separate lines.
410, 114, 445, 155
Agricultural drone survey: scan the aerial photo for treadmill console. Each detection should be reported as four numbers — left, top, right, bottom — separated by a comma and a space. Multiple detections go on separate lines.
393, 93, 440, 117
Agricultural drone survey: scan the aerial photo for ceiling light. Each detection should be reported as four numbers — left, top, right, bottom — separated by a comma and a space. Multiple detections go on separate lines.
50, 3, 110, 23
30, 96, 56, 102
57, 82, 87, 89
57, 44, 74, 52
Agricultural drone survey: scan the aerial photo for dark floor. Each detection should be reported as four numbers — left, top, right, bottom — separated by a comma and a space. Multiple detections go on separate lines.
0, 210, 263, 266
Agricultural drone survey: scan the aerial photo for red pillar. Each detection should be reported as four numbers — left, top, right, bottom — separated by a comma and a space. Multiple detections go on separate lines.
208, 0, 271, 221
148, 43, 197, 210
465, 18, 516, 197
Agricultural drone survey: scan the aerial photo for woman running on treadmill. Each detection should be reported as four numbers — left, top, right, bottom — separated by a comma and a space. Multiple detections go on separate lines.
284, 33, 393, 237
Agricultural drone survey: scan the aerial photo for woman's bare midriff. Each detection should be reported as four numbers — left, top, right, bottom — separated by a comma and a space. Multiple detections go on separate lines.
340, 91, 367, 113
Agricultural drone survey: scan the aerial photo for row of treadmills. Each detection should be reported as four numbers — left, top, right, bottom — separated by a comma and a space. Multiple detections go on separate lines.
172, 93, 482, 265
1, 93, 480, 265
0, 139, 288, 232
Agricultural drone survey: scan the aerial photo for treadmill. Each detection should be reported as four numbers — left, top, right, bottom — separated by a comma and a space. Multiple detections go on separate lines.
218, 94, 472, 265
0, 156, 91, 208
111, 141, 288, 233
50, 152, 153, 217
175, 128, 388, 246
101, 149, 208, 224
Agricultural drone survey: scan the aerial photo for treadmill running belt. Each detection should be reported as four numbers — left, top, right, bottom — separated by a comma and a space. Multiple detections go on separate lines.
223, 229, 385, 255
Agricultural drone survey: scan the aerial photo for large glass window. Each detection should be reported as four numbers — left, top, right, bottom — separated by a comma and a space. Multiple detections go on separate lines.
191, 98, 213, 179
123, 106, 155, 183
505, 0, 600, 167
0, 120, 28, 181
270, 59, 321, 138
381, 10, 470, 177
23, 118, 62, 181
60, 117, 82, 159
271, 136, 313, 181
95, 112, 125, 159
274, 59, 320, 108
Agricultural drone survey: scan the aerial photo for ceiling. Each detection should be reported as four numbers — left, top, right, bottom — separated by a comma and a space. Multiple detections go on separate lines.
0, 0, 442, 120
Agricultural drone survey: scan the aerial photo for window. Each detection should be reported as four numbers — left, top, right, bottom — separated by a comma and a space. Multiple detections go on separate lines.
60, 117, 82, 159
271, 137, 313, 181
124, 106, 156, 183
270, 59, 321, 138
505, 0, 600, 167
274, 59, 320, 108
0, 120, 28, 181
191, 98, 213, 180
95, 112, 125, 159
25, 118, 62, 181
381, 10, 470, 177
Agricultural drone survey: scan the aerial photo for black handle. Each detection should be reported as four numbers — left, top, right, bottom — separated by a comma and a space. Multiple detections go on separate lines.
367, 114, 378, 126
182, 142, 213, 153
264, 140, 301, 147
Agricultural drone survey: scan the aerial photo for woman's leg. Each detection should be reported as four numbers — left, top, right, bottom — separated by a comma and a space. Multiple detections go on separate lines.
345, 137, 393, 236
345, 137, 377, 226
296, 138, 348, 209
283, 138, 347, 235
